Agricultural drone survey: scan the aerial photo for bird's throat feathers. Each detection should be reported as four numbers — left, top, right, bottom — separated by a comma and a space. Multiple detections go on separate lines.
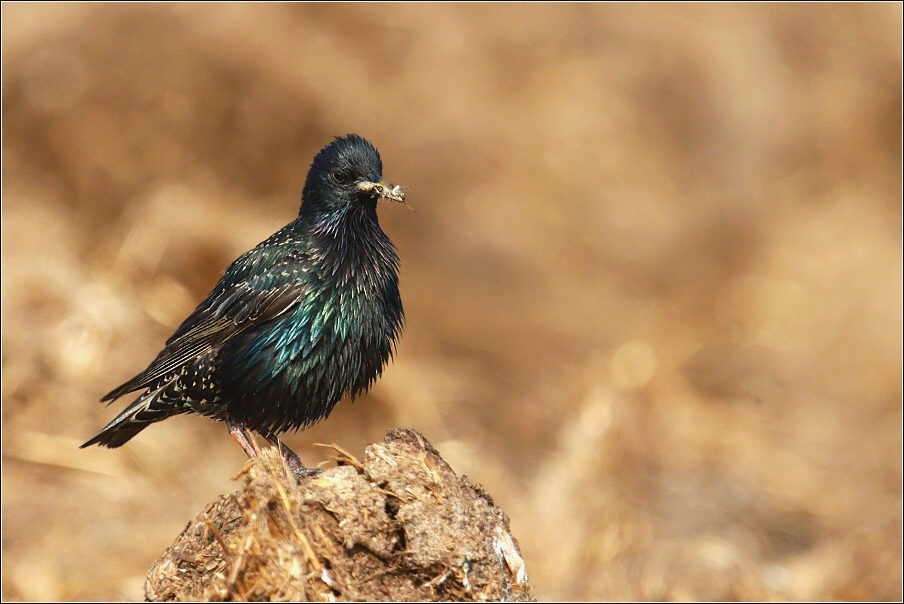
306, 204, 400, 288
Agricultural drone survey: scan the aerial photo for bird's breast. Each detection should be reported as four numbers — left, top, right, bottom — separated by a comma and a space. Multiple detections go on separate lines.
274, 259, 400, 369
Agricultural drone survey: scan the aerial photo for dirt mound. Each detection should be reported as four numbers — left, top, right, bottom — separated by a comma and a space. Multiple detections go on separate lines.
146, 429, 531, 602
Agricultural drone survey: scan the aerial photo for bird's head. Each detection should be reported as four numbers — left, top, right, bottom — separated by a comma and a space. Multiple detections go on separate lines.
300, 134, 405, 221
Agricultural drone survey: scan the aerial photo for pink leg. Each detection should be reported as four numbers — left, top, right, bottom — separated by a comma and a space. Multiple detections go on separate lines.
227, 420, 258, 459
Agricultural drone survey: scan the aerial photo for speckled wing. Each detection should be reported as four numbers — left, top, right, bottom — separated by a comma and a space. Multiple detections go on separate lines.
101, 245, 309, 403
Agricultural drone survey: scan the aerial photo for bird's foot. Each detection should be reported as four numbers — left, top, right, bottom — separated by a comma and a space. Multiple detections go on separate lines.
227, 421, 320, 479
267, 435, 322, 479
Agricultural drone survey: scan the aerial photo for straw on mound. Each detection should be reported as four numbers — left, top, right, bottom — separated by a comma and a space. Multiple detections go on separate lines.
145, 428, 532, 602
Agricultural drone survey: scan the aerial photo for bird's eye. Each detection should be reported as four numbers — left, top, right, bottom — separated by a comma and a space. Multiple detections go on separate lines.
332, 169, 353, 185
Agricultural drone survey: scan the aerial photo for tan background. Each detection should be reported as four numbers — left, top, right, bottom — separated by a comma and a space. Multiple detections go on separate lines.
2, 4, 901, 601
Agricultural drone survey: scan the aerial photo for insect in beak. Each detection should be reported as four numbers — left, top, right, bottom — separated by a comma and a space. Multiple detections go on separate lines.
357, 180, 406, 203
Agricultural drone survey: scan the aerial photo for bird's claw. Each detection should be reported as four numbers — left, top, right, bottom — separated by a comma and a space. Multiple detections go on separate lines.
273, 439, 321, 480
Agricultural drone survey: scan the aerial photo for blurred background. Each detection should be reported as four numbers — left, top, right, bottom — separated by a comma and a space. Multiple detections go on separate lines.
2, 3, 901, 601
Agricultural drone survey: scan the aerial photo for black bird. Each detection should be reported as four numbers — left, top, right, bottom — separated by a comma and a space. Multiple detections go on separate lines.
82, 134, 406, 474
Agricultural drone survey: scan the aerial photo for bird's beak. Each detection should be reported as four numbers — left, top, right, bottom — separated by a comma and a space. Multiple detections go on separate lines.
357, 180, 406, 203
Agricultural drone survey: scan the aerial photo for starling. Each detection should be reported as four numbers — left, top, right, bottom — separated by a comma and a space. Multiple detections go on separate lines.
82, 134, 406, 474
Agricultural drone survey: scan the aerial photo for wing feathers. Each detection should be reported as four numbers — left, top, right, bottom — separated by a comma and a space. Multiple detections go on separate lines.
102, 260, 307, 402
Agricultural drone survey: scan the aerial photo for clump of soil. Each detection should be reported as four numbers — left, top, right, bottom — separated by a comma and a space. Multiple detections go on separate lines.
145, 428, 532, 602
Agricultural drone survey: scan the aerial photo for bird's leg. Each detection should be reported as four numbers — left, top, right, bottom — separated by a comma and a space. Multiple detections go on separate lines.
227, 419, 258, 459
264, 433, 322, 478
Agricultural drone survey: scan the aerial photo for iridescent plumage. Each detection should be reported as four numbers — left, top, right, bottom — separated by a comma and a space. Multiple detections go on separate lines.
82, 135, 404, 467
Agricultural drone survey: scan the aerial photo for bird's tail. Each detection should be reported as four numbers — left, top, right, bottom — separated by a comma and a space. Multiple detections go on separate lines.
81, 379, 183, 448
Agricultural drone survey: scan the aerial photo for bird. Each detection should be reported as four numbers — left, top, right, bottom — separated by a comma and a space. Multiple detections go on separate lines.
82, 134, 406, 475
